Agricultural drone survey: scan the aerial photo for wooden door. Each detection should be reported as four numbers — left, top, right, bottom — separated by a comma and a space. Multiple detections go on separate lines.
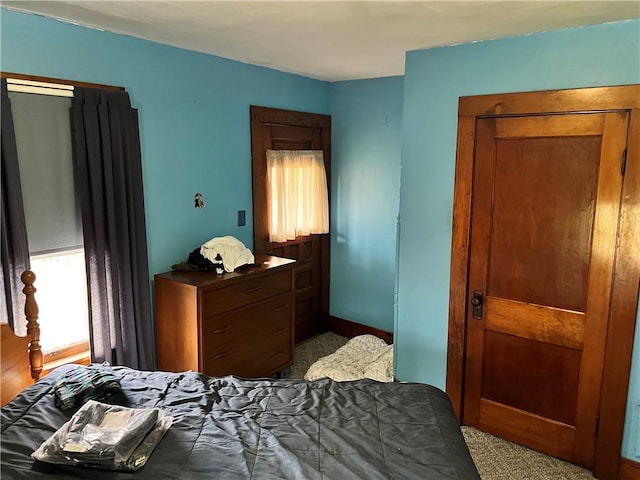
463, 111, 629, 467
250, 106, 331, 343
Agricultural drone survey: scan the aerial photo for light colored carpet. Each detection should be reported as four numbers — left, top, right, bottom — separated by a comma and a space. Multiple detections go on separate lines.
285, 332, 596, 480
461, 426, 594, 479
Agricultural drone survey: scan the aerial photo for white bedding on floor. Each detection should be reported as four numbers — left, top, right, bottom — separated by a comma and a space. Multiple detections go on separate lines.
304, 334, 394, 382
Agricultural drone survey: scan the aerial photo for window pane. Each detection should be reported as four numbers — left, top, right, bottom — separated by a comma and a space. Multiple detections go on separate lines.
30, 249, 90, 353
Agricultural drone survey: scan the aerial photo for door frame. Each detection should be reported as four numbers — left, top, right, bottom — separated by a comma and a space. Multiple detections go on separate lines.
446, 85, 640, 480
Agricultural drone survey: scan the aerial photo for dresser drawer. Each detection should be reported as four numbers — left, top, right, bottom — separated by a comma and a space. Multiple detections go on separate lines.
202, 293, 292, 349
203, 334, 291, 377
202, 269, 291, 317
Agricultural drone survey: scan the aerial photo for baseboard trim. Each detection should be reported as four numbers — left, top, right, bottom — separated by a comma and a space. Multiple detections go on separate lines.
619, 457, 640, 480
328, 316, 393, 344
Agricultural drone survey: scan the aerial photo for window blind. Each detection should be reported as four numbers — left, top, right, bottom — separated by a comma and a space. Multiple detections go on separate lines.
9, 91, 83, 254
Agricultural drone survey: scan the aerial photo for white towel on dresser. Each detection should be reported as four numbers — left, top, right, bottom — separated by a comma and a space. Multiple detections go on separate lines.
200, 236, 255, 273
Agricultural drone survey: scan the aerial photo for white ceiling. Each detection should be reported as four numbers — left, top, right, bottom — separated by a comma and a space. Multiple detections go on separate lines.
3, 1, 640, 81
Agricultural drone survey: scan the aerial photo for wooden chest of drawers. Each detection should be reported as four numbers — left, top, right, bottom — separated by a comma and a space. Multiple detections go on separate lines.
155, 255, 295, 378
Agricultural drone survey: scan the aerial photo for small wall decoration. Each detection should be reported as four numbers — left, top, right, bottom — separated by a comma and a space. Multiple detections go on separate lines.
194, 193, 204, 208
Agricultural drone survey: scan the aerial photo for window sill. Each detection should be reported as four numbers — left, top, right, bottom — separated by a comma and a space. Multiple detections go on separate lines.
41, 341, 91, 377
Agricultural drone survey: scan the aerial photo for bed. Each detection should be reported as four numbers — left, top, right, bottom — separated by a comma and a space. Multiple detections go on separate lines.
1, 272, 480, 479
1, 270, 42, 406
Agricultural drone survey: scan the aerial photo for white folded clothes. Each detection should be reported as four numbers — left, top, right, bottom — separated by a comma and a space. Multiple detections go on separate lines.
200, 235, 255, 273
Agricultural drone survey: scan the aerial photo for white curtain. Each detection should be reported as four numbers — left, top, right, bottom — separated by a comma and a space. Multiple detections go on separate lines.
266, 149, 329, 243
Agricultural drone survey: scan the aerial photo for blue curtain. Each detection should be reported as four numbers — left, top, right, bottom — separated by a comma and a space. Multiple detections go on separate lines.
70, 87, 154, 370
0, 78, 30, 332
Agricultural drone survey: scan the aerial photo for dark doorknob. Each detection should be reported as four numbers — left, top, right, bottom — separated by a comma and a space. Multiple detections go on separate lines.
471, 291, 484, 319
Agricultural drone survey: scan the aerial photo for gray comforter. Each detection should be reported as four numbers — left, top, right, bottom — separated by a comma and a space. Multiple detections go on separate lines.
1, 365, 480, 479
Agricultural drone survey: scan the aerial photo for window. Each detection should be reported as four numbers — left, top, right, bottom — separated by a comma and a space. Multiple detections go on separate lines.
8, 83, 90, 358
266, 149, 329, 243
29, 250, 89, 354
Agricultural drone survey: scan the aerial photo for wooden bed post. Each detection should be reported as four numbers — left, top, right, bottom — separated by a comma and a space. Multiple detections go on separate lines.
21, 270, 43, 381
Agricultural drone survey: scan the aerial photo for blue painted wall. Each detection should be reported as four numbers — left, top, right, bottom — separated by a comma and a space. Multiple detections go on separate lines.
625, 314, 640, 460
0, 8, 330, 279
397, 19, 640, 459
329, 77, 404, 333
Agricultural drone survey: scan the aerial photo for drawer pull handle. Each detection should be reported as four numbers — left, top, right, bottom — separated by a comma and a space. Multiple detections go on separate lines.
273, 305, 288, 312
244, 286, 262, 294
212, 325, 232, 334
272, 328, 286, 335
212, 352, 230, 361
270, 350, 286, 359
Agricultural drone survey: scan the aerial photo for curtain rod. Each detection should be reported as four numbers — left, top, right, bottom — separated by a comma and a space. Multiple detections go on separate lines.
1, 72, 124, 92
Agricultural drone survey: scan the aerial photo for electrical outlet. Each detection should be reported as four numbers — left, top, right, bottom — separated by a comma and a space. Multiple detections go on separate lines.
237, 210, 246, 226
